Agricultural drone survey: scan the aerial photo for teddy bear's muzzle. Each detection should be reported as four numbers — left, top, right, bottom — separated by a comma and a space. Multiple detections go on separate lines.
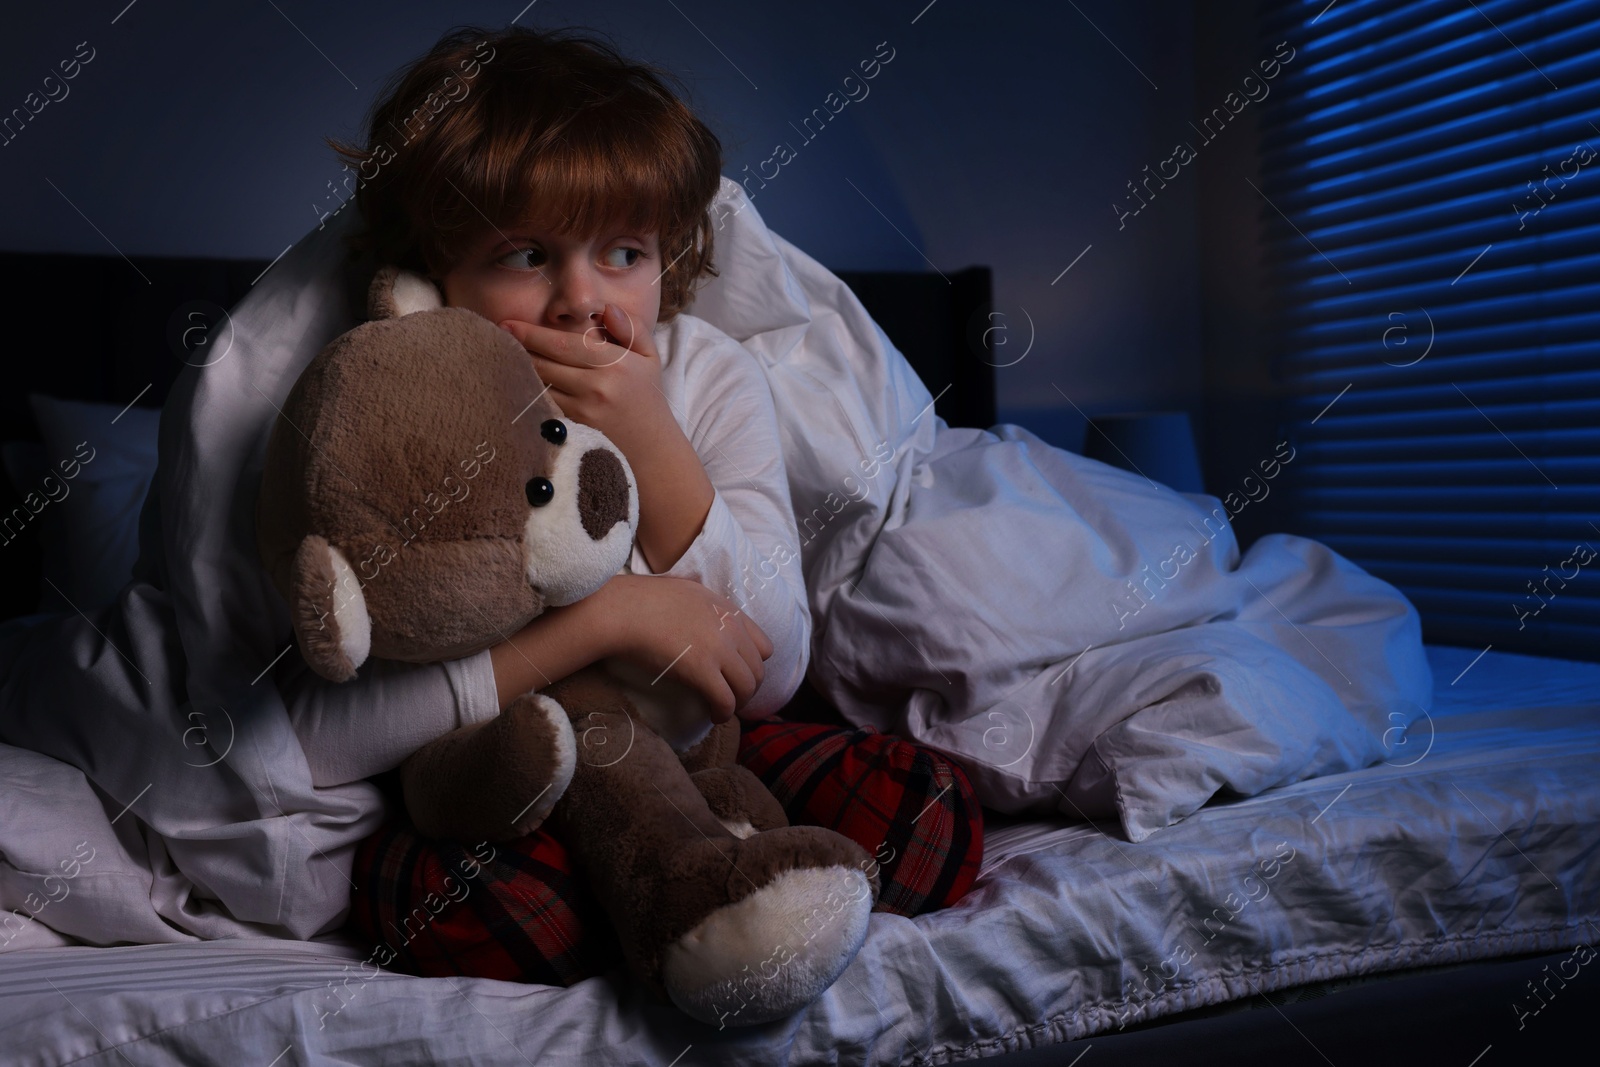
521, 421, 640, 607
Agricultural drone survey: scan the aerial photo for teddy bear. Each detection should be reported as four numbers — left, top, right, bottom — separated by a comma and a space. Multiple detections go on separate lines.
255, 265, 881, 1026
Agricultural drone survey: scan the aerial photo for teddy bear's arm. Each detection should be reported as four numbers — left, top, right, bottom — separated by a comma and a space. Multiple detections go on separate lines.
398, 689, 576, 842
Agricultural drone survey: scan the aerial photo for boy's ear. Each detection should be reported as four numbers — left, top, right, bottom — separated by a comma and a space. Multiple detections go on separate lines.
368, 265, 444, 320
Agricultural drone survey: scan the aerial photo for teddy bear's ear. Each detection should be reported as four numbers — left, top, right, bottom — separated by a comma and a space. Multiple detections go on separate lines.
288, 534, 372, 682
368, 265, 444, 321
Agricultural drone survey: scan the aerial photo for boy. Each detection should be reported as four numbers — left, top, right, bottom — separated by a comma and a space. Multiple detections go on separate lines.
294, 24, 982, 984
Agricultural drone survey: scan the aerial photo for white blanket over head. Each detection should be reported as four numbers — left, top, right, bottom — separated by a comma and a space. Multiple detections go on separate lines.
692, 180, 1433, 839
0, 177, 1431, 949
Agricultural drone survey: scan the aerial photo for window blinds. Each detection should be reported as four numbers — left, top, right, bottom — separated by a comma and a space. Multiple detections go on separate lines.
1259, 0, 1600, 659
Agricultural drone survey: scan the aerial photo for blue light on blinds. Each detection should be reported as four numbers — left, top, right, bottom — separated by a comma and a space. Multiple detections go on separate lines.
1261, 0, 1600, 658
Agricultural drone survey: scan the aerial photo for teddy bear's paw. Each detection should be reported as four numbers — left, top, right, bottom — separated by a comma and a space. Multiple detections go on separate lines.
401, 692, 576, 843
659, 859, 873, 1027
501, 693, 579, 836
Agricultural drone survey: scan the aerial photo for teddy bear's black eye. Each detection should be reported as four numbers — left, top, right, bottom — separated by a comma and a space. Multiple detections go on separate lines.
540, 419, 567, 445
525, 477, 555, 507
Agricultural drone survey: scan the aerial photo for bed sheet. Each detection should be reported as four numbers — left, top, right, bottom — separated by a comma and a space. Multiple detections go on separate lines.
1, 643, 1595, 1066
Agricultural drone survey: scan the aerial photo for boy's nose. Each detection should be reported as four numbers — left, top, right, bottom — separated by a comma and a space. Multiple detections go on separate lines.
546, 297, 601, 328
546, 271, 604, 330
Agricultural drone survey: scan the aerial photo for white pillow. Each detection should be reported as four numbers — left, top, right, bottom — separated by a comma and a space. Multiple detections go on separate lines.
690, 178, 937, 613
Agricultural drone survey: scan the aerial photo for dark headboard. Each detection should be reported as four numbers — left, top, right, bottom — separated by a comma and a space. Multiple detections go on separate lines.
0, 253, 270, 444
833, 266, 995, 432
0, 251, 993, 619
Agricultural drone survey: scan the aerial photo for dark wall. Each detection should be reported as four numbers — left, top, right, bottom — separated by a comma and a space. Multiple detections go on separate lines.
1192, 0, 1291, 548
0, 1, 1211, 453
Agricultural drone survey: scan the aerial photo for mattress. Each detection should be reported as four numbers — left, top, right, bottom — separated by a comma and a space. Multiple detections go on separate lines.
1, 643, 1595, 1066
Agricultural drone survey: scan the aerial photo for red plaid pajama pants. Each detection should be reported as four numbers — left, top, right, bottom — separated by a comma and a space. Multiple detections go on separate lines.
347, 714, 984, 986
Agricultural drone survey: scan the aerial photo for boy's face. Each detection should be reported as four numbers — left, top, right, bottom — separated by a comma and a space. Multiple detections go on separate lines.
436, 219, 663, 346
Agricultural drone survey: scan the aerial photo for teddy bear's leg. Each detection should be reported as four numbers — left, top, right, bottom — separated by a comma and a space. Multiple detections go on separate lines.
676, 720, 787, 838
398, 690, 576, 842
687, 766, 789, 838
545, 668, 879, 1027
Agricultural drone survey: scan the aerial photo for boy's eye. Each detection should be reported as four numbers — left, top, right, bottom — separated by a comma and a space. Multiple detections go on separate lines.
604, 246, 642, 269
499, 246, 547, 270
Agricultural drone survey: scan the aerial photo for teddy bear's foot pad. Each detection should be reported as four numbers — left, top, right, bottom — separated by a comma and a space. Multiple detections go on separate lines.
660, 864, 872, 1028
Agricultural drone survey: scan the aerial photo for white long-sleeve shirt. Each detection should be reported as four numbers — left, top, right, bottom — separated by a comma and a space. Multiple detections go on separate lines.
281, 312, 812, 788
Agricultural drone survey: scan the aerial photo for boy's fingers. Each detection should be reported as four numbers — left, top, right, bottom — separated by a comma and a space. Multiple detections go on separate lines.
739, 639, 766, 689
601, 303, 658, 359
496, 318, 541, 352
695, 665, 736, 722
744, 615, 774, 659
718, 600, 773, 661
730, 621, 765, 680
545, 386, 579, 416
726, 659, 758, 710
500, 319, 622, 369
528, 354, 584, 393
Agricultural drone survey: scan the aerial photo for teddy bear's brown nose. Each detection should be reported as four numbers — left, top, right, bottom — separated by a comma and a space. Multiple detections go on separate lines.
576, 448, 631, 540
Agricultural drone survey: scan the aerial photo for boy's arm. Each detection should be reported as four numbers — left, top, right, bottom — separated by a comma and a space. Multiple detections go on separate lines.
276, 648, 499, 788
625, 326, 812, 719
503, 310, 807, 716
485, 589, 625, 709
281, 591, 645, 788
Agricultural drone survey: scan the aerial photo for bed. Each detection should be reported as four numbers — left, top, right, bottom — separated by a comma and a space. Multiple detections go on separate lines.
0, 644, 1594, 1064
1, 240, 1594, 1065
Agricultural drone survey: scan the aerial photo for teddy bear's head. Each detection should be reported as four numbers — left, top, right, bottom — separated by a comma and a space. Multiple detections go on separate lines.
257, 266, 638, 682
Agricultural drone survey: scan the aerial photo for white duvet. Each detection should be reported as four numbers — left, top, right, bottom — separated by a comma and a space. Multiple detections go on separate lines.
0, 177, 1427, 953
692, 181, 1433, 838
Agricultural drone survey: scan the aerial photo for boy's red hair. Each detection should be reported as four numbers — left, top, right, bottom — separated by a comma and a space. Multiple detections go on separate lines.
330, 25, 723, 321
